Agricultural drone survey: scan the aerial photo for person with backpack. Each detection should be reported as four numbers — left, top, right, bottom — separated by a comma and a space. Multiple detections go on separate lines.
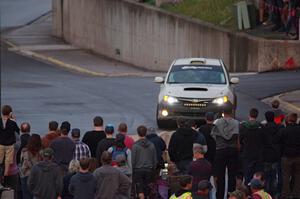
108, 133, 132, 177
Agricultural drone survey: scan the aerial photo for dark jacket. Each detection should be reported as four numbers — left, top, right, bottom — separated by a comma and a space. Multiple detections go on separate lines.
199, 123, 216, 164
262, 122, 282, 163
50, 137, 75, 167
62, 172, 76, 199
146, 133, 166, 167
17, 133, 31, 164
168, 128, 201, 163
69, 172, 96, 199
278, 123, 300, 158
28, 160, 63, 199
132, 138, 157, 169
93, 165, 131, 199
96, 138, 115, 165
240, 120, 263, 161
0, 118, 19, 146
82, 130, 106, 157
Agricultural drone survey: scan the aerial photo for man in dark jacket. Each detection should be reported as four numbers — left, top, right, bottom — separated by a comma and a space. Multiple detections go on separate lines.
168, 118, 206, 173
146, 127, 166, 168
69, 158, 96, 199
28, 148, 63, 199
132, 125, 157, 199
240, 108, 264, 185
262, 111, 282, 197
16, 122, 31, 164
278, 113, 300, 199
95, 124, 115, 165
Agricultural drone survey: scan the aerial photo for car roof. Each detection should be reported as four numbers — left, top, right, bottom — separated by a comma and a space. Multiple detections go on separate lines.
173, 58, 222, 66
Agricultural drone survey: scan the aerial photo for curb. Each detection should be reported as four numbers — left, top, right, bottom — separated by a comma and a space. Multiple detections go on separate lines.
3, 39, 161, 78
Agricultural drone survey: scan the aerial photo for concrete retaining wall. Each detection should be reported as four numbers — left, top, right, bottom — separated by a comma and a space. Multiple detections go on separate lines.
53, 0, 300, 72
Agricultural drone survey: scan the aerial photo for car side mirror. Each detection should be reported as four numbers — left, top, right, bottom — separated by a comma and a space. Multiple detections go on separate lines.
230, 77, 239, 84
154, 76, 164, 84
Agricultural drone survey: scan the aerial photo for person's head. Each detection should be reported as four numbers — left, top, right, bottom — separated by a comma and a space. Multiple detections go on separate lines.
205, 112, 215, 124
101, 151, 112, 165
68, 159, 80, 173
193, 144, 205, 159
20, 122, 31, 133
118, 123, 127, 134
1, 105, 12, 116
223, 106, 233, 117
179, 175, 193, 190
116, 154, 127, 167
79, 158, 90, 172
253, 171, 265, 184
105, 124, 114, 135
249, 178, 264, 193
249, 108, 259, 120
229, 190, 247, 199
147, 127, 156, 135
265, 111, 275, 123
88, 158, 99, 172
41, 148, 54, 161
49, 121, 58, 131
60, 121, 71, 135
288, 113, 298, 124
26, 134, 42, 156
177, 117, 186, 128
137, 125, 147, 138
272, 100, 280, 109
115, 133, 126, 148
93, 116, 103, 127
197, 180, 212, 196
71, 128, 81, 140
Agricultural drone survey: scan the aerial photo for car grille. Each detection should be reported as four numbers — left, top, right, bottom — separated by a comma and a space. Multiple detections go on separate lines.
178, 98, 212, 107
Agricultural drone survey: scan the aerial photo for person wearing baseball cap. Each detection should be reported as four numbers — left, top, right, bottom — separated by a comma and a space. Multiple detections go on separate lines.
249, 178, 272, 199
192, 180, 212, 199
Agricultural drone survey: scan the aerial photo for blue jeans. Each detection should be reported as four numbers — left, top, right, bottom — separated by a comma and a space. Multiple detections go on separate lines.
264, 162, 279, 197
21, 176, 33, 199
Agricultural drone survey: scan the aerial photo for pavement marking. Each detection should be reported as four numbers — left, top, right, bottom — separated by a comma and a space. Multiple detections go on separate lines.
9, 44, 81, 51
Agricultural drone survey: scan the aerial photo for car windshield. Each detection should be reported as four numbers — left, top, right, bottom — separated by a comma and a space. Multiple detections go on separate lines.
167, 65, 226, 84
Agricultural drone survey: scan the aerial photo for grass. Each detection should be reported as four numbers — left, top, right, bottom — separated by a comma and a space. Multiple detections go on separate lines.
160, 0, 241, 28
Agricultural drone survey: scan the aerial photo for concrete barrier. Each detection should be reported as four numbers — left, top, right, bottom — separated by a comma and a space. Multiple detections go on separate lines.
53, 0, 300, 72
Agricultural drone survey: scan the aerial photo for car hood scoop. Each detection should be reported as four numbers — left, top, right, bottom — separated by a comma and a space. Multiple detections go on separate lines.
184, 87, 208, 91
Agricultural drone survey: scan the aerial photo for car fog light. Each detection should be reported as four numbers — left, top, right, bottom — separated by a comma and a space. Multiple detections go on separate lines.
162, 110, 168, 117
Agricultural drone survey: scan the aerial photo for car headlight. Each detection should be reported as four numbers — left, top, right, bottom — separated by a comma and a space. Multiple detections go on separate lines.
212, 96, 229, 105
163, 95, 179, 104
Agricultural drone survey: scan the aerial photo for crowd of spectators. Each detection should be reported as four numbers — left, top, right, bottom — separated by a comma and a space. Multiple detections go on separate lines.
0, 100, 300, 199
259, 0, 300, 39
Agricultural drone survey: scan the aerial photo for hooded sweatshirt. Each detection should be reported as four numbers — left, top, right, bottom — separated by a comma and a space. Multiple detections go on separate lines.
132, 138, 157, 169
262, 122, 282, 163
69, 172, 96, 199
146, 133, 166, 167
211, 118, 239, 150
239, 120, 263, 160
168, 128, 201, 163
28, 161, 63, 199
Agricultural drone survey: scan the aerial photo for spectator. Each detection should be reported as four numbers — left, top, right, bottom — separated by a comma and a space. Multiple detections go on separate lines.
16, 122, 31, 164
198, 112, 216, 165
20, 134, 42, 199
188, 144, 212, 192
108, 133, 132, 176
50, 121, 75, 176
69, 158, 96, 199
249, 178, 272, 199
168, 118, 206, 173
132, 125, 157, 199
42, 121, 59, 148
82, 116, 106, 157
88, 158, 99, 172
192, 180, 213, 199
278, 113, 300, 199
0, 105, 20, 176
271, 100, 285, 125
285, 0, 299, 39
228, 190, 247, 199
240, 108, 264, 185
28, 148, 63, 199
146, 127, 166, 169
211, 107, 239, 199
95, 124, 115, 165
62, 159, 80, 199
118, 123, 134, 149
170, 175, 193, 199
71, 128, 91, 161
93, 151, 131, 199
262, 111, 282, 197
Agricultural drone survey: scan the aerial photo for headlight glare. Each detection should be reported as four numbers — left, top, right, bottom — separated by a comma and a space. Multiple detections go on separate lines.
163, 96, 178, 104
212, 96, 228, 105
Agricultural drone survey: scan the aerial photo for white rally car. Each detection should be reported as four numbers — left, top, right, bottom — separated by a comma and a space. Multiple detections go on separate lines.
154, 58, 239, 128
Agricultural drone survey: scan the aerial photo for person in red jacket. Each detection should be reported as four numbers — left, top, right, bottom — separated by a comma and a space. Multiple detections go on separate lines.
272, 100, 285, 125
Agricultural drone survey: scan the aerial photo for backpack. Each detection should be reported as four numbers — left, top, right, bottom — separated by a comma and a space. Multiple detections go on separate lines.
111, 146, 128, 166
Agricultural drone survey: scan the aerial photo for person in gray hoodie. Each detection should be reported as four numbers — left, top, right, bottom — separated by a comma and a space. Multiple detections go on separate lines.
132, 125, 157, 199
28, 148, 63, 199
69, 158, 96, 199
211, 107, 239, 199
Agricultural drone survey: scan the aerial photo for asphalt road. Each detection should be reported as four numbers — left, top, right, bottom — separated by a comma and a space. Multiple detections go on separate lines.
1, 44, 300, 135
